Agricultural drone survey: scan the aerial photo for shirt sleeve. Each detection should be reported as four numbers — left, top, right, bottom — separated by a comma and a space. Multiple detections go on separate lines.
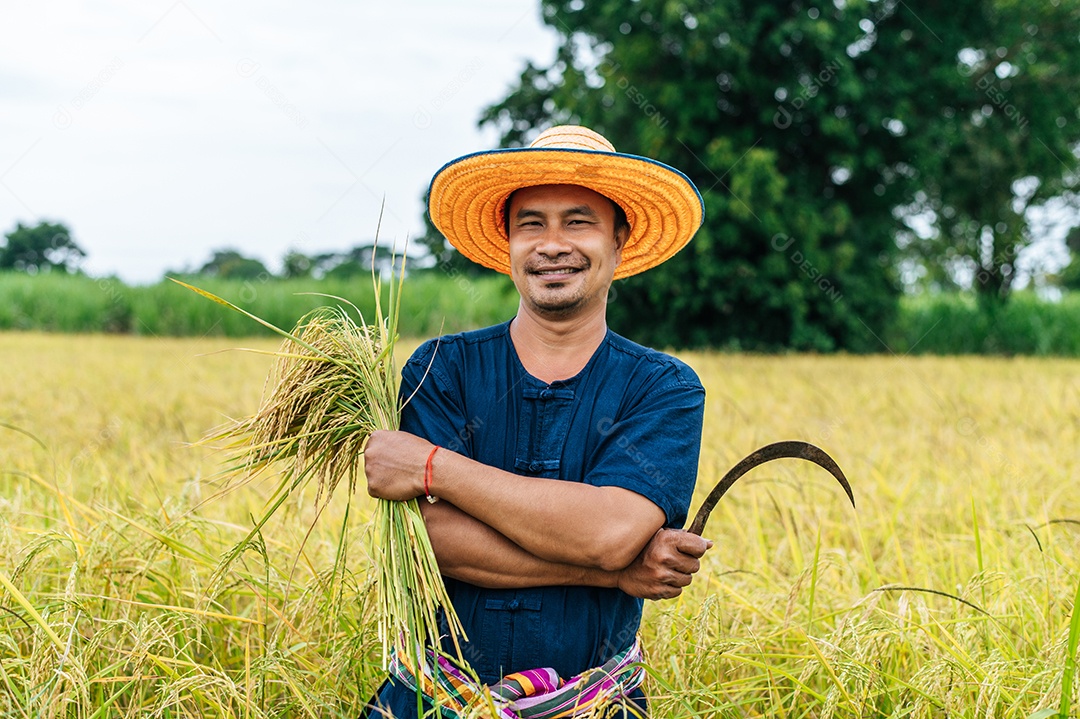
398, 339, 474, 456
584, 366, 706, 529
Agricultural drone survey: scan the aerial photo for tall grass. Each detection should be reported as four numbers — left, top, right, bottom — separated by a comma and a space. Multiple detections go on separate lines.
1, 338, 1079, 716
886, 291, 1080, 355
0, 272, 133, 333
0, 271, 518, 338
5, 272, 1080, 355
1062, 573, 1080, 718
0, 332, 388, 716
171, 275, 467, 688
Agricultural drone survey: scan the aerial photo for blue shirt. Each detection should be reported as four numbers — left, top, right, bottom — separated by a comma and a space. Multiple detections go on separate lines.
375, 319, 704, 714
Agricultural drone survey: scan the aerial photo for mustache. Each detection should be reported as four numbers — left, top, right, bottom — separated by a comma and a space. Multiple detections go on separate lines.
524, 258, 590, 273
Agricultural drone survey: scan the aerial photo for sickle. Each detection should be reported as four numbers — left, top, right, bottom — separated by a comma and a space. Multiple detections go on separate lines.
686, 441, 855, 536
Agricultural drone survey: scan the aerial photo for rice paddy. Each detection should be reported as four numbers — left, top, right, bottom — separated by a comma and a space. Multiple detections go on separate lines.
2, 330, 1078, 717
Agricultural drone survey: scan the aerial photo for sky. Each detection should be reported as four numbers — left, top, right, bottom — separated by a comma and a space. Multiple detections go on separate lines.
1, 1, 560, 283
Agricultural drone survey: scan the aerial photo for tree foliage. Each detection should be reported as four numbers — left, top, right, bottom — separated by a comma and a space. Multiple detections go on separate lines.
1062, 225, 1080, 291
479, 0, 1080, 349
281, 250, 314, 279
415, 201, 495, 277
893, 1, 1080, 304
1, 221, 85, 274
281, 243, 403, 280
197, 249, 271, 280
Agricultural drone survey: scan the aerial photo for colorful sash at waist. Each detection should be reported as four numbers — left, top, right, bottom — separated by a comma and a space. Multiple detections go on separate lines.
388, 638, 646, 718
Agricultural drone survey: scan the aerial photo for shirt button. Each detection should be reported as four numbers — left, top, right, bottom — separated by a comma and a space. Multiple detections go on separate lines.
507, 599, 519, 610
539, 389, 551, 400
529, 462, 541, 472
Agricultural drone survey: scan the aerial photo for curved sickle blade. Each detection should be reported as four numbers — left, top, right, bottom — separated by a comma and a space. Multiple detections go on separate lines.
687, 441, 854, 536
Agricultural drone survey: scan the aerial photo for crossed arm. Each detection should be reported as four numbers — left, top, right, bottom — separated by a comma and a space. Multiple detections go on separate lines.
363, 429, 711, 600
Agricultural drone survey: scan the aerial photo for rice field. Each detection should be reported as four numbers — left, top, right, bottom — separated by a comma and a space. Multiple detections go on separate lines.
1, 331, 1078, 718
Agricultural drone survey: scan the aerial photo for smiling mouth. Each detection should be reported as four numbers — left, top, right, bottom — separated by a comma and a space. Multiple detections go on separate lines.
530, 267, 584, 277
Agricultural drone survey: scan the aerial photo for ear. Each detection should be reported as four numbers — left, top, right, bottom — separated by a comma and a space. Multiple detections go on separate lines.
613, 226, 629, 265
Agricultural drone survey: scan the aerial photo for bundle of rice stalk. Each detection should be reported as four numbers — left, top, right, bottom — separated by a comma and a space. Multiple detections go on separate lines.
171, 264, 467, 679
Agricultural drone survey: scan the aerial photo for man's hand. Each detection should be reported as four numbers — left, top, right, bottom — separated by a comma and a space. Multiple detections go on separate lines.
616, 528, 712, 600
363, 429, 432, 501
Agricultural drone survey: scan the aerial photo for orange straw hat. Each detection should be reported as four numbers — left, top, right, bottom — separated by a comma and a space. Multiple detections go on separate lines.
427, 125, 704, 280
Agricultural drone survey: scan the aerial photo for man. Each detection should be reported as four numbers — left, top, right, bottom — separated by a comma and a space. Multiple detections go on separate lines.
363, 125, 711, 717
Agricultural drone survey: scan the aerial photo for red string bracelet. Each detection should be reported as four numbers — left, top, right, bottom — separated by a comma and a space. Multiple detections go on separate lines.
423, 446, 440, 503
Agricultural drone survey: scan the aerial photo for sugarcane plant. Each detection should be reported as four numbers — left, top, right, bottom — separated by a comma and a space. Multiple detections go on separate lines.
172, 244, 466, 688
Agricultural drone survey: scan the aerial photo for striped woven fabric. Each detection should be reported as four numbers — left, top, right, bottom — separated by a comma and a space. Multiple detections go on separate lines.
388, 639, 646, 718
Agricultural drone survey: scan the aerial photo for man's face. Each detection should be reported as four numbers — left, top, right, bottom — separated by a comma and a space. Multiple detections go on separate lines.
506, 184, 627, 318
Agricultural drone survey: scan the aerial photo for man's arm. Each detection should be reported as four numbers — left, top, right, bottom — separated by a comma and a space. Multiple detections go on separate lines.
366, 430, 664, 571
383, 341, 707, 578
421, 499, 710, 600
421, 499, 616, 588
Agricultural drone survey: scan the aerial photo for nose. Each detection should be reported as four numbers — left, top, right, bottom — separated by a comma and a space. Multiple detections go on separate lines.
534, 226, 573, 258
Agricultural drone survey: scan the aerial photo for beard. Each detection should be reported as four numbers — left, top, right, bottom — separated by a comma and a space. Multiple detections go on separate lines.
530, 292, 587, 316
521, 258, 594, 316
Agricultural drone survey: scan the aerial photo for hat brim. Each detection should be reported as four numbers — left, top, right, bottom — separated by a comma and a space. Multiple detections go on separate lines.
427, 147, 704, 280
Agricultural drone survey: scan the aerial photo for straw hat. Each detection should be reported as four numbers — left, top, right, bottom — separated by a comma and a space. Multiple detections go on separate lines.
427, 125, 704, 280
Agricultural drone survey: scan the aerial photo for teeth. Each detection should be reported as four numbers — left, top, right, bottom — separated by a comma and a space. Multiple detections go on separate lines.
536, 268, 579, 275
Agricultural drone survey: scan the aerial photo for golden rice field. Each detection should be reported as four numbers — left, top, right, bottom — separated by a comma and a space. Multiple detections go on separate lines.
1, 331, 1078, 718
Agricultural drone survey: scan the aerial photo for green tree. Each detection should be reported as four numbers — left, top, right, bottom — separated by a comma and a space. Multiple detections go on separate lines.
0, 221, 85, 274
416, 196, 495, 277
480, 0, 1080, 349
893, 2, 1080, 305
1061, 226, 1080, 291
197, 249, 271, 280
281, 249, 313, 279
306, 243, 400, 279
